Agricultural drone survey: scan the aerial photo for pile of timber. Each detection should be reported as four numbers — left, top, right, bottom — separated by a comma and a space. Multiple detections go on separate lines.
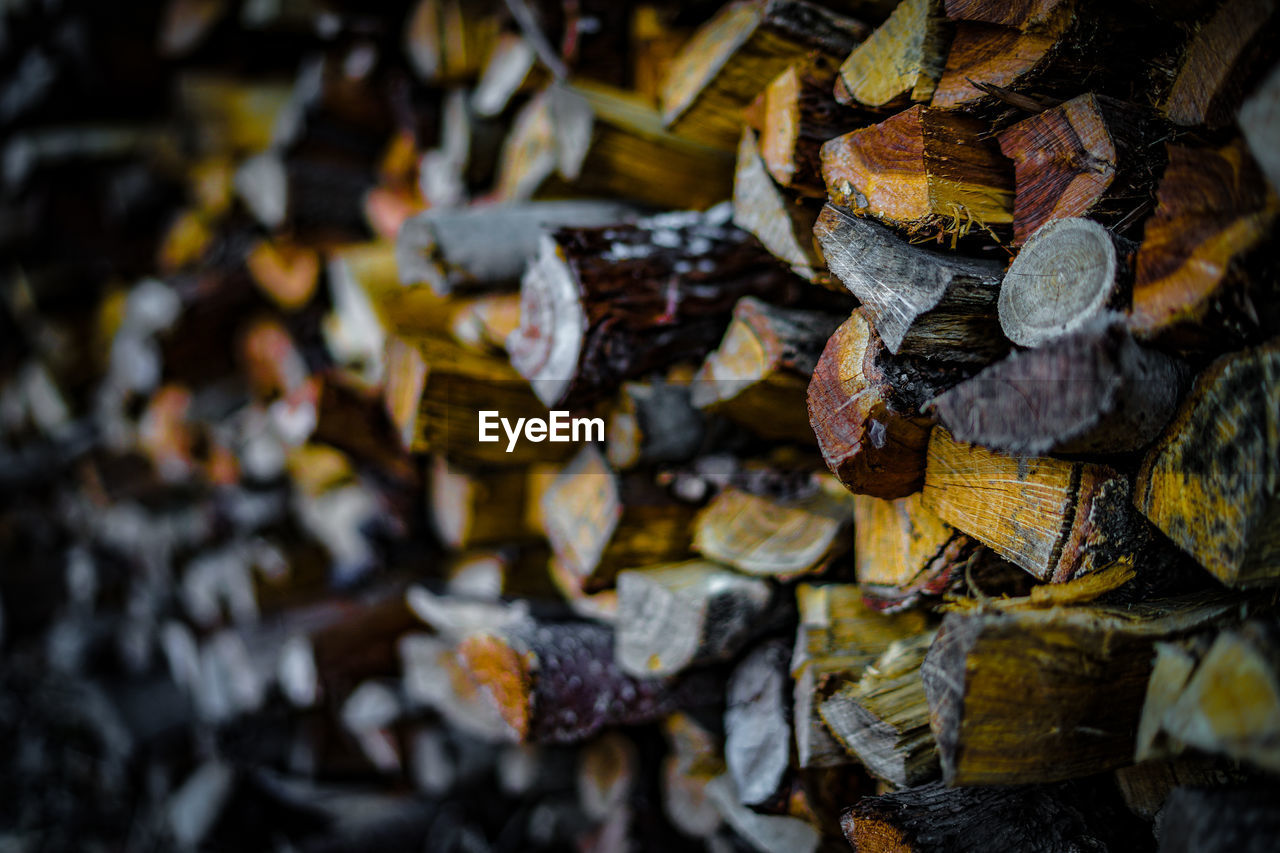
1, 0, 1278, 850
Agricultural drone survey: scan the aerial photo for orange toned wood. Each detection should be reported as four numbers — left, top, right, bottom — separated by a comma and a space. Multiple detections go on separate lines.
852, 493, 976, 609
246, 239, 320, 310
930, 22, 1058, 109
761, 53, 865, 195
834, 0, 951, 110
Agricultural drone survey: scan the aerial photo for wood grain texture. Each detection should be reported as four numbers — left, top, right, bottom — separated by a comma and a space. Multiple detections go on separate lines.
692, 295, 843, 441
760, 53, 866, 195
921, 594, 1247, 784
820, 105, 1013, 235
834, 0, 951, 109
999, 217, 1134, 348
692, 481, 852, 577
733, 128, 826, 282
997, 93, 1163, 246
725, 639, 794, 810
1161, 0, 1279, 128
1134, 340, 1280, 586
1129, 140, 1279, 349
814, 204, 1006, 361
923, 427, 1156, 582
659, 0, 869, 149
852, 493, 979, 611
930, 323, 1188, 455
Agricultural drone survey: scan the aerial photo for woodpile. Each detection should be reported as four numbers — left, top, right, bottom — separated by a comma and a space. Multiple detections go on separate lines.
0, 0, 1278, 851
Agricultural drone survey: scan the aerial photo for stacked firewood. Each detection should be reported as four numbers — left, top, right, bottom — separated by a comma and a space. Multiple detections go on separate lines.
1, 0, 1279, 850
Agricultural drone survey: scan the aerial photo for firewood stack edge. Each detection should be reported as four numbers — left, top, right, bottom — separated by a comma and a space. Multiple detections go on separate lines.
1, 0, 1278, 850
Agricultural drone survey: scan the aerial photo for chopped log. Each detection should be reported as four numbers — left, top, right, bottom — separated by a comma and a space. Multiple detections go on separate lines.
998, 217, 1135, 348
929, 323, 1189, 455
841, 778, 1151, 853
615, 560, 773, 677
1161, 0, 1280, 128
1240, 64, 1280, 195
813, 205, 1006, 361
1157, 785, 1280, 853
541, 445, 696, 594
808, 310, 968, 499
1134, 340, 1280, 586
692, 482, 853, 577
791, 584, 930, 768
930, 22, 1068, 110
661, 713, 725, 839
492, 83, 737, 209
404, 0, 500, 84
692, 296, 844, 441
941, 0, 1071, 29
632, 7, 695, 107
833, 0, 951, 110
820, 105, 1013, 236
818, 630, 940, 786
996, 93, 1165, 246
471, 33, 539, 118
508, 209, 801, 407
732, 128, 826, 281
396, 200, 639, 295
1129, 140, 1279, 349
659, 0, 869, 149
1140, 622, 1280, 773
1114, 757, 1245, 820
725, 639, 794, 810
705, 774, 821, 853
606, 377, 705, 469
923, 427, 1160, 582
245, 239, 320, 310
453, 619, 694, 743
921, 593, 1246, 784
427, 456, 538, 549
851, 493, 979, 611
760, 53, 866, 195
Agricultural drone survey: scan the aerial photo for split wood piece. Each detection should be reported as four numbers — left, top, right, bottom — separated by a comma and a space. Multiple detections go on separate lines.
454, 619, 694, 744
941, 0, 1071, 29
834, 0, 951, 110
819, 630, 940, 786
396, 201, 639, 295
1135, 340, 1280, 586
1139, 622, 1280, 773
659, 0, 869, 149
813, 205, 1006, 362
1114, 758, 1244, 820
760, 53, 867, 195
1157, 785, 1280, 853
399, 633, 529, 742
508, 209, 802, 408
996, 93, 1165, 246
998, 217, 1135, 348
606, 378, 705, 470
245, 239, 320, 310
841, 778, 1151, 853
692, 295, 844, 441
541, 444, 696, 594
1129, 140, 1279, 349
725, 639, 794, 811
851, 493, 979, 611
312, 370, 419, 482
732, 128, 826, 282
1161, 0, 1280, 129
808, 310, 969, 500
578, 731, 638, 822
923, 427, 1158, 582
491, 83, 736, 210
661, 713, 725, 838
470, 32, 540, 118
447, 292, 522, 353
546, 557, 620, 625
930, 323, 1188, 455
404, 0, 501, 85
692, 482, 853, 577
384, 333, 569, 466
418, 89, 472, 211
929, 12, 1099, 111
820, 105, 1013, 236
615, 560, 772, 677
631, 7, 696, 107
791, 584, 930, 768
427, 457, 539, 549
1240, 64, 1280, 195
921, 593, 1246, 784
705, 774, 821, 853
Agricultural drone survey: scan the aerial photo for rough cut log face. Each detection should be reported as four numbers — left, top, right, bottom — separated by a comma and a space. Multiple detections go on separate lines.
1129, 140, 1279, 348
1134, 339, 1280, 587
724, 639, 793, 809
813, 203, 1005, 361
760, 54, 864, 195
820, 105, 1013, 234
834, 0, 951, 110
509, 211, 801, 408
692, 483, 853, 576
999, 217, 1131, 348
733, 127, 824, 281
851, 492, 978, 610
929, 323, 1189, 456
